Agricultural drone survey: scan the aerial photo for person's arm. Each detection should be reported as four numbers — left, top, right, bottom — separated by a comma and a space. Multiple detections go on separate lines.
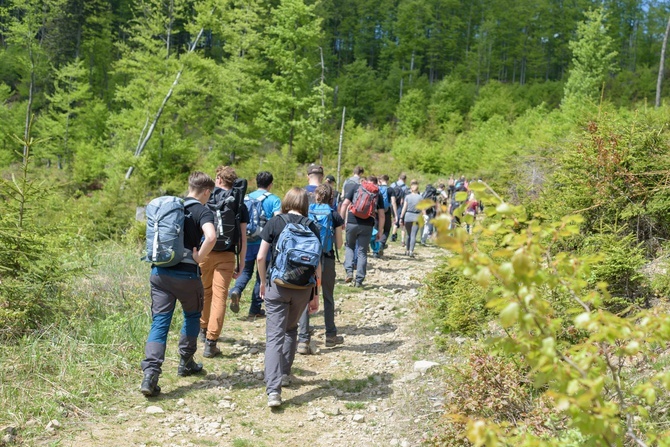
234, 223, 247, 279
399, 201, 408, 225
334, 226, 343, 250
339, 198, 351, 220
256, 240, 271, 299
391, 195, 398, 221
193, 222, 216, 264
309, 260, 321, 314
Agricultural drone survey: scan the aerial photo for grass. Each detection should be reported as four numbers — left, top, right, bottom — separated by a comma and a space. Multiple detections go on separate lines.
344, 402, 366, 410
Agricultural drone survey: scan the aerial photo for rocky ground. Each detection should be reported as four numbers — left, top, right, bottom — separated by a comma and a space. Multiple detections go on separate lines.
38, 241, 448, 447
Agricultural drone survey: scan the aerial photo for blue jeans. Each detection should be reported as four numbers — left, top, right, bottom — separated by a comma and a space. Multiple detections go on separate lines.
229, 244, 269, 315
344, 223, 373, 284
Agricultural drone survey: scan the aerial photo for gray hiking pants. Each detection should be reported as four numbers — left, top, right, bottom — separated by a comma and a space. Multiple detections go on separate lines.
344, 223, 373, 283
264, 283, 312, 395
298, 255, 337, 342
141, 271, 203, 376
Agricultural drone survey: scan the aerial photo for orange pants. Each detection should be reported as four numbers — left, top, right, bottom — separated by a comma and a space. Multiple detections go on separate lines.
199, 251, 236, 341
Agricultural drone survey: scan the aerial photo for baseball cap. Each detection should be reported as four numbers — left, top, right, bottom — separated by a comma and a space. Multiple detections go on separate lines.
308, 164, 324, 175
325, 174, 336, 183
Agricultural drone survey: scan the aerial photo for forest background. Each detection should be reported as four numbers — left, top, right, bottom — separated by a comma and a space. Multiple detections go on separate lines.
4, 0, 670, 445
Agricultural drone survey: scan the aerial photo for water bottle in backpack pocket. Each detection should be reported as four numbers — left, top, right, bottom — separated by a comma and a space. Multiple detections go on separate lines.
145, 196, 199, 267
270, 215, 322, 289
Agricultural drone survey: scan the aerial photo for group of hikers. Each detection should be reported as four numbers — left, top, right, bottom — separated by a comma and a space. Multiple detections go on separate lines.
140, 164, 481, 408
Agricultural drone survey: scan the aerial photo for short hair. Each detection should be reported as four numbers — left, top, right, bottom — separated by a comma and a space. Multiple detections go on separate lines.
256, 171, 274, 189
410, 179, 418, 185
381, 174, 389, 182
367, 175, 378, 185
315, 184, 333, 205
399, 173, 407, 181
188, 171, 215, 194
410, 183, 419, 193
353, 166, 364, 175
438, 183, 446, 189
281, 187, 309, 216
216, 165, 237, 188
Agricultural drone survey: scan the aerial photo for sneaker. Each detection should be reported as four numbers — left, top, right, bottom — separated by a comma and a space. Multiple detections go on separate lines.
297, 342, 310, 355
281, 374, 291, 387
325, 335, 344, 347
229, 290, 240, 314
140, 373, 161, 397
267, 392, 282, 407
344, 275, 353, 283
198, 328, 206, 343
177, 356, 203, 376
354, 282, 364, 288
203, 340, 221, 358
409, 252, 415, 258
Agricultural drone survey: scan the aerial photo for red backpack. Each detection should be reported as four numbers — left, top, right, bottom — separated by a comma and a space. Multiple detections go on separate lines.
350, 181, 379, 219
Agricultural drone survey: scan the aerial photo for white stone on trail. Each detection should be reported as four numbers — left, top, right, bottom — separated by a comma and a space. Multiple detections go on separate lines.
145, 406, 164, 414
413, 360, 439, 374
352, 414, 366, 423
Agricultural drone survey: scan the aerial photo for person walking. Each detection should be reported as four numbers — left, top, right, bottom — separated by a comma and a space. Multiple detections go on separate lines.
140, 172, 216, 397
199, 166, 248, 357
399, 181, 422, 257
339, 175, 385, 287
377, 174, 397, 256
228, 171, 281, 319
257, 188, 321, 407
390, 173, 409, 243
297, 184, 344, 354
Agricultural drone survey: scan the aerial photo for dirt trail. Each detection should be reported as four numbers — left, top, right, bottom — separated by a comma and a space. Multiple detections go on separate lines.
59, 242, 446, 447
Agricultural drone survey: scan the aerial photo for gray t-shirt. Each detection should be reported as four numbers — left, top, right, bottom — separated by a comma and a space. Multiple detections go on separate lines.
403, 193, 422, 223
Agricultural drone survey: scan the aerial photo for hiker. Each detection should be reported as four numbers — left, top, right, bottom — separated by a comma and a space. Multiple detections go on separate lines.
228, 171, 281, 319
421, 183, 439, 245
305, 163, 323, 202
465, 191, 479, 234
339, 175, 385, 287
376, 174, 397, 257
447, 175, 455, 199
298, 183, 345, 354
390, 173, 409, 243
140, 172, 216, 397
399, 180, 422, 257
449, 178, 469, 230
257, 187, 322, 407
199, 166, 248, 358
325, 174, 341, 211
339, 166, 364, 215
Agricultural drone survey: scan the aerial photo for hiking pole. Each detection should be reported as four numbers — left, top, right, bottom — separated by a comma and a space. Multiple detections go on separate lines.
336, 107, 346, 190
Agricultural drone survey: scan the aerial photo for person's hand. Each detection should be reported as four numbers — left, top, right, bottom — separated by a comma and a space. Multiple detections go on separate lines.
233, 266, 241, 280
376, 231, 382, 242
192, 247, 202, 264
308, 293, 319, 314
259, 282, 266, 300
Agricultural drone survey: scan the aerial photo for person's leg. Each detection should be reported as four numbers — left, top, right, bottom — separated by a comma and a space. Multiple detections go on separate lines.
173, 276, 204, 360
249, 252, 269, 316
355, 225, 373, 284
199, 258, 214, 334
282, 286, 312, 375
380, 209, 392, 249
205, 252, 235, 340
141, 274, 178, 377
229, 249, 257, 296
322, 256, 337, 337
404, 222, 413, 254
264, 285, 290, 395
409, 223, 420, 254
343, 226, 358, 280
297, 306, 310, 344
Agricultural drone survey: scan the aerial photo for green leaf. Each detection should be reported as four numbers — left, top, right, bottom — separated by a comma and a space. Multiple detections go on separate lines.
500, 302, 519, 328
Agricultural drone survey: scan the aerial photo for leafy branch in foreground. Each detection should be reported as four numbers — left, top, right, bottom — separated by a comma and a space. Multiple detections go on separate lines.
434, 181, 670, 446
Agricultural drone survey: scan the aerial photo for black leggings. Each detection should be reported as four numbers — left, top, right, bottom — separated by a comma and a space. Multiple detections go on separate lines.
404, 221, 419, 253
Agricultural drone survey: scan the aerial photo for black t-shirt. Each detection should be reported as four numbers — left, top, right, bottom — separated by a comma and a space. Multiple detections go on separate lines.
382, 184, 396, 212
342, 176, 360, 198
345, 184, 385, 226
166, 198, 214, 273
261, 213, 321, 257
325, 211, 345, 258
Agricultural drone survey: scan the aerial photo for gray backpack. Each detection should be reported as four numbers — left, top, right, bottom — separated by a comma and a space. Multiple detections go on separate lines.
145, 196, 199, 267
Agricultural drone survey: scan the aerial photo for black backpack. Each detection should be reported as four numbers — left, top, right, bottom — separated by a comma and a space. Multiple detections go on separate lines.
208, 178, 247, 252
422, 184, 438, 217
392, 182, 405, 205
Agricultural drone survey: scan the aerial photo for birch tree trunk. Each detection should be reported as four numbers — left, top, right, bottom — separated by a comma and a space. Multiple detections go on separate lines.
655, 16, 670, 108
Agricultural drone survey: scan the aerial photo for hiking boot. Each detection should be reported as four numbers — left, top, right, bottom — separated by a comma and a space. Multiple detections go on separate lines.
325, 335, 344, 347
203, 340, 221, 358
281, 374, 291, 387
297, 342, 310, 355
354, 282, 364, 288
344, 275, 353, 283
267, 392, 282, 407
391, 234, 397, 242
140, 373, 161, 397
409, 252, 415, 258
198, 328, 206, 343
248, 310, 266, 320
229, 290, 240, 314
177, 355, 203, 376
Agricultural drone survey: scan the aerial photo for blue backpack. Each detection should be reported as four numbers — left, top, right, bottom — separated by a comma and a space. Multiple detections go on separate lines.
270, 215, 322, 289
245, 192, 270, 243
309, 203, 334, 254
379, 185, 390, 211
145, 196, 199, 267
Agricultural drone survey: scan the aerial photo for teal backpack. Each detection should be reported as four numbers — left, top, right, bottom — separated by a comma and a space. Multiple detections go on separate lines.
145, 196, 199, 267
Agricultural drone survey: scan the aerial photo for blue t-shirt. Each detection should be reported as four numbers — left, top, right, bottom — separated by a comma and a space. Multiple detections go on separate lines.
247, 189, 281, 246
